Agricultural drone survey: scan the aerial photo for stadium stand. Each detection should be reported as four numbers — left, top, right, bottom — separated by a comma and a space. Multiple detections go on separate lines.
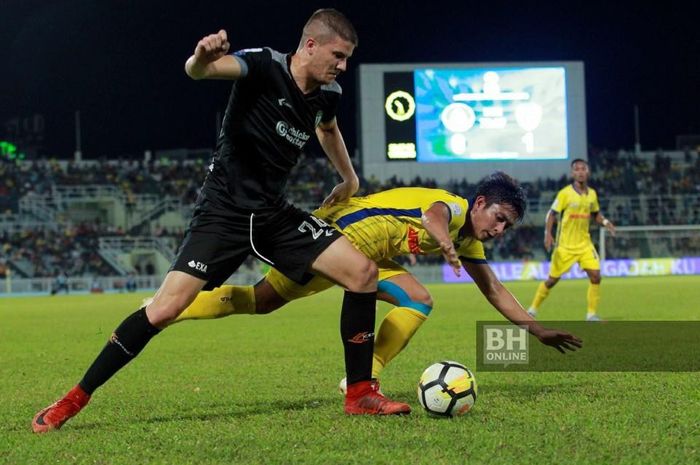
1, 149, 698, 286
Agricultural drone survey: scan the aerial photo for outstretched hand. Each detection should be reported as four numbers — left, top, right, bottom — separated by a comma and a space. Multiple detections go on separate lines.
536, 329, 583, 354
194, 29, 230, 63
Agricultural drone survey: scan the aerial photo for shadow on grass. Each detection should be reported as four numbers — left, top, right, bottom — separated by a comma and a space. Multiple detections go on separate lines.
390, 380, 588, 404
67, 396, 339, 431
479, 380, 590, 400
479, 381, 587, 399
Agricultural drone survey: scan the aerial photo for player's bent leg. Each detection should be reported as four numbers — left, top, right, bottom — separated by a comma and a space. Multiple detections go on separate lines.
376, 270, 433, 309
312, 237, 410, 415
253, 280, 289, 314
312, 238, 376, 375
311, 237, 379, 383
373, 273, 432, 378
32, 271, 205, 433
146, 271, 207, 328
256, 268, 334, 314
174, 285, 257, 322
311, 236, 377, 292
173, 265, 333, 321
340, 272, 432, 393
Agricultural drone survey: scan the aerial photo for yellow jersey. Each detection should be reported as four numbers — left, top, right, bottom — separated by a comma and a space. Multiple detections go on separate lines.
550, 184, 600, 252
313, 187, 486, 264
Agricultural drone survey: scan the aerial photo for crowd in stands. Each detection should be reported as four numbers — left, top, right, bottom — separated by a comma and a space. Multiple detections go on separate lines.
588, 148, 700, 195
1, 148, 699, 278
0, 158, 206, 213
2, 222, 116, 278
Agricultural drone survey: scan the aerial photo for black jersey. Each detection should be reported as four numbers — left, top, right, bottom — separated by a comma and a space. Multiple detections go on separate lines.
202, 47, 341, 211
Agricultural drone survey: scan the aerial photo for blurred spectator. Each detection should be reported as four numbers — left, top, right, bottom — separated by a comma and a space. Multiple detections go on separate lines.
50, 271, 69, 295
125, 272, 137, 292
90, 277, 104, 293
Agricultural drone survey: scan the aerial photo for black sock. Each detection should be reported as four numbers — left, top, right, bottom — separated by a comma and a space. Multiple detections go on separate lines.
341, 290, 377, 385
79, 308, 161, 395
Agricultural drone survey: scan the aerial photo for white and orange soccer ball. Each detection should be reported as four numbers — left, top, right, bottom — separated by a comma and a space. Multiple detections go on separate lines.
417, 361, 477, 417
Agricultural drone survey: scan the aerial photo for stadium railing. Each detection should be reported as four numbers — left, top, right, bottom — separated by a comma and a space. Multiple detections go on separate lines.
598, 224, 700, 260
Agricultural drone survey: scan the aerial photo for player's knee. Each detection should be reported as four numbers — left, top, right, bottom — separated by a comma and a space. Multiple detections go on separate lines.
253, 279, 288, 314
146, 307, 180, 327
146, 297, 190, 327
378, 280, 433, 316
545, 277, 559, 288
413, 289, 433, 309
346, 258, 378, 293
590, 274, 602, 284
409, 291, 433, 317
255, 292, 287, 314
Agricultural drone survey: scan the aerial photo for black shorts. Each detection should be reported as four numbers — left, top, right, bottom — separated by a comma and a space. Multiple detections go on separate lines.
171, 202, 341, 290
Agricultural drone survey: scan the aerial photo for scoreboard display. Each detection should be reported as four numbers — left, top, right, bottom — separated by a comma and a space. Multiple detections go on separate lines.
358, 62, 587, 182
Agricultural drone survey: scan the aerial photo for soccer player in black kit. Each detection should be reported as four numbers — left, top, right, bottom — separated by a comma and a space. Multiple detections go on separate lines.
32, 9, 410, 433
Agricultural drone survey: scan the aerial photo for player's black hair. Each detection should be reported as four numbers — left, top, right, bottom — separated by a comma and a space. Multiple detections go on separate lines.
303, 8, 358, 46
474, 171, 527, 222
571, 158, 588, 166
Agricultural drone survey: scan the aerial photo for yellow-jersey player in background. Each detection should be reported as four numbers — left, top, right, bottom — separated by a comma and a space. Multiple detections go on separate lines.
528, 159, 616, 321
170, 172, 581, 383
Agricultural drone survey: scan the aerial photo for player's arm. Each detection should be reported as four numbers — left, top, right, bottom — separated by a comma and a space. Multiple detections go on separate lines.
594, 211, 616, 237
185, 29, 244, 80
316, 117, 359, 206
544, 209, 558, 252
421, 202, 461, 276
463, 261, 582, 353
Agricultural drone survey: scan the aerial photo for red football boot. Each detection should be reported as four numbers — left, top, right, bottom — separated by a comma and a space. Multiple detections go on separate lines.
344, 380, 411, 415
32, 385, 91, 433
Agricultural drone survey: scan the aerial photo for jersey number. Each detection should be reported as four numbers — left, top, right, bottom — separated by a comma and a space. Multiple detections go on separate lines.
298, 216, 334, 240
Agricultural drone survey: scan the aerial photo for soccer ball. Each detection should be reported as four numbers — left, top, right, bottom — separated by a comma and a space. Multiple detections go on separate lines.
417, 361, 477, 417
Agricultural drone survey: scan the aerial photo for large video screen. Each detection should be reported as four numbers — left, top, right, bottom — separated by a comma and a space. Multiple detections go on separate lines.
385, 67, 568, 162
359, 61, 586, 183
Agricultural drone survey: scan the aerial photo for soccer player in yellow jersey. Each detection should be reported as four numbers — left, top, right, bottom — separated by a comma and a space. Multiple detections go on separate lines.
170, 172, 581, 382
528, 159, 616, 321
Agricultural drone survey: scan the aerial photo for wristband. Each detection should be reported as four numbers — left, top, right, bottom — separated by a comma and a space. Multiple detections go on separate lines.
602, 218, 610, 227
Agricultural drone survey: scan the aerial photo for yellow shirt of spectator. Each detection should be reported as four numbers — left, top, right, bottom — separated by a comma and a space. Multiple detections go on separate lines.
551, 184, 600, 252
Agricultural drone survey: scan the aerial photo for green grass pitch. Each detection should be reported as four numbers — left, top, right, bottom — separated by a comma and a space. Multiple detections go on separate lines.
2, 276, 699, 464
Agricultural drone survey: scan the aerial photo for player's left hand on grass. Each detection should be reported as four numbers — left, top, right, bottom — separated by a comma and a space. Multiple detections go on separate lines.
322, 180, 358, 207
535, 329, 583, 354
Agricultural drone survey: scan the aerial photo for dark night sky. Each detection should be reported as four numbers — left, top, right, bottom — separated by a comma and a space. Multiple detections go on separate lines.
1, 0, 698, 159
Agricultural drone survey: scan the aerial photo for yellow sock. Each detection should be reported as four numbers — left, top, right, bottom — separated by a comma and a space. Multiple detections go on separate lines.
529, 281, 551, 311
372, 307, 427, 378
587, 283, 600, 315
175, 285, 255, 323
